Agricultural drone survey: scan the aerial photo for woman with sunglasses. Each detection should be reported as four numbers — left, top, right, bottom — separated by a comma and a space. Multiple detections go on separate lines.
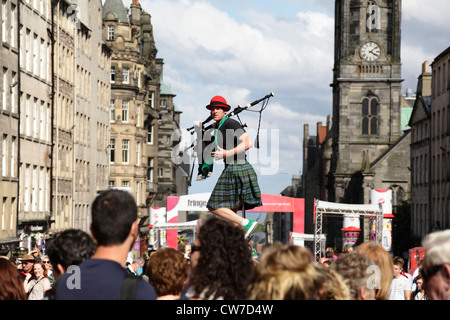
41, 256, 54, 286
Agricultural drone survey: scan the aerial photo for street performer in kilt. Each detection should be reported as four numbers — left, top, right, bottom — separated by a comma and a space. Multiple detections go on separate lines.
194, 95, 262, 238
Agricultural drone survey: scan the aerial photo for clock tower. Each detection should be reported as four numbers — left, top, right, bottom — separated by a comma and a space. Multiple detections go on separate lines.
328, 0, 404, 205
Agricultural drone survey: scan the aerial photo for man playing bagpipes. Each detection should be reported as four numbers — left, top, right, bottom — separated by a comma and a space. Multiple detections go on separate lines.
193, 95, 262, 238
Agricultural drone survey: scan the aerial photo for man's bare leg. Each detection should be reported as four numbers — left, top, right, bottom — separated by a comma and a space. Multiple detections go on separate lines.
209, 207, 244, 226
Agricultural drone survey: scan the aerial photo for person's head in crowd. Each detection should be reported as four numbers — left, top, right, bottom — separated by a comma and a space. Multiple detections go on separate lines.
91, 189, 138, 248
0, 258, 27, 300
20, 254, 36, 275
130, 258, 145, 275
30, 247, 42, 261
317, 265, 350, 300
421, 229, 450, 300
331, 251, 376, 300
249, 242, 349, 300
355, 241, 393, 300
393, 256, 405, 278
46, 228, 97, 279
41, 255, 52, 272
188, 216, 256, 300
33, 261, 49, 280
146, 247, 189, 299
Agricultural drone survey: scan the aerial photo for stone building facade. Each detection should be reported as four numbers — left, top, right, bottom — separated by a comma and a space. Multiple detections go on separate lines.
103, 0, 188, 255
409, 61, 432, 241
0, 0, 110, 252
410, 47, 450, 242
17, 0, 53, 248
429, 47, 450, 234
71, 0, 111, 232
0, 0, 20, 247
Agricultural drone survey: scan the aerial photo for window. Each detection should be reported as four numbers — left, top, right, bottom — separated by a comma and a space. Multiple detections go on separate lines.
122, 67, 129, 84
136, 182, 140, 205
160, 99, 167, 108
25, 29, 31, 71
2, 198, 5, 230
39, 167, 44, 211
158, 168, 163, 178
108, 25, 114, 40
122, 181, 129, 188
33, 98, 38, 138
108, 180, 114, 188
362, 95, 379, 135
137, 70, 141, 88
110, 67, 115, 83
32, 165, 37, 211
122, 140, 129, 164
24, 164, 30, 211
10, 136, 15, 177
25, 95, 30, 136
11, 4, 16, 47
1, 0, 6, 43
40, 101, 44, 140
11, 72, 16, 112
122, 100, 128, 122
2, 68, 6, 110
148, 92, 154, 108
33, 34, 38, 75
110, 100, 115, 122
147, 125, 153, 144
110, 139, 115, 163
40, 39, 45, 79
136, 106, 140, 126
136, 142, 141, 166
2, 135, 6, 176
147, 158, 153, 182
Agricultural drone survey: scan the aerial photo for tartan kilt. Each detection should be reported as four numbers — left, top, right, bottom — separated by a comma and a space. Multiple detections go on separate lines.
207, 161, 262, 211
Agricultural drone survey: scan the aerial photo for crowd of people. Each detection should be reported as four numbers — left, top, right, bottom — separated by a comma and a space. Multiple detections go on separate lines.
1, 189, 449, 301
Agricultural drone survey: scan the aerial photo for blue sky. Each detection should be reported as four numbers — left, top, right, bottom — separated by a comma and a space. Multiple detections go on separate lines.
138, 0, 450, 196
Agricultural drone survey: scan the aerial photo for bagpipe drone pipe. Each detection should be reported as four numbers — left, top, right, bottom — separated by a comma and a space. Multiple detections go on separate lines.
185, 92, 274, 185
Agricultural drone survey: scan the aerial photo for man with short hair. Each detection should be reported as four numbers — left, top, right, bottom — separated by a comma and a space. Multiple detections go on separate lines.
46, 229, 97, 280
55, 189, 156, 300
388, 256, 411, 300
421, 229, 450, 300
126, 258, 145, 276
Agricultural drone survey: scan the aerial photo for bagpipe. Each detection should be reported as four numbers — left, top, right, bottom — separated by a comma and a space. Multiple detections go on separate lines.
184, 92, 274, 185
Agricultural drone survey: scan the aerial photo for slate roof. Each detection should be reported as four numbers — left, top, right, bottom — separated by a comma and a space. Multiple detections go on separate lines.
102, 0, 129, 23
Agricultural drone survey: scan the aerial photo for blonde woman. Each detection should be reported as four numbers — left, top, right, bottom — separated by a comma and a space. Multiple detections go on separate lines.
25, 261, 51, 300
355, 241, 393, 300
249, 242, 349, 300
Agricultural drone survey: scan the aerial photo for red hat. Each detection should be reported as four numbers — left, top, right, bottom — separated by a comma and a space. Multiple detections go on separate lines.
206, 96, 231, 111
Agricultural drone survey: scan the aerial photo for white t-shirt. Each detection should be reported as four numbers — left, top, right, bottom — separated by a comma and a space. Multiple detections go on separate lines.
388, 275, 412, 300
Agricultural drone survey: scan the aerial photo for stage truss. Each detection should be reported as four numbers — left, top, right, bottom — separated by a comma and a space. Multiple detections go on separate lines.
313, 199, 383, 262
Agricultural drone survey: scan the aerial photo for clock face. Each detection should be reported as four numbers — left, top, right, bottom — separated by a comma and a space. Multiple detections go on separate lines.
360, 42, 380, 61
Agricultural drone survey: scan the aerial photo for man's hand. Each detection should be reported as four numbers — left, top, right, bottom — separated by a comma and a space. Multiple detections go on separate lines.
211, 146, 227, 160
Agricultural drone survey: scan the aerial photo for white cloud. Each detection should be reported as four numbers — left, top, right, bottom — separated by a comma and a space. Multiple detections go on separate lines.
403, 0, 450, 27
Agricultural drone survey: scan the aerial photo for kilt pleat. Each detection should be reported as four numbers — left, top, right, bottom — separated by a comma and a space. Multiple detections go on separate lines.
207, 161, 262, 211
